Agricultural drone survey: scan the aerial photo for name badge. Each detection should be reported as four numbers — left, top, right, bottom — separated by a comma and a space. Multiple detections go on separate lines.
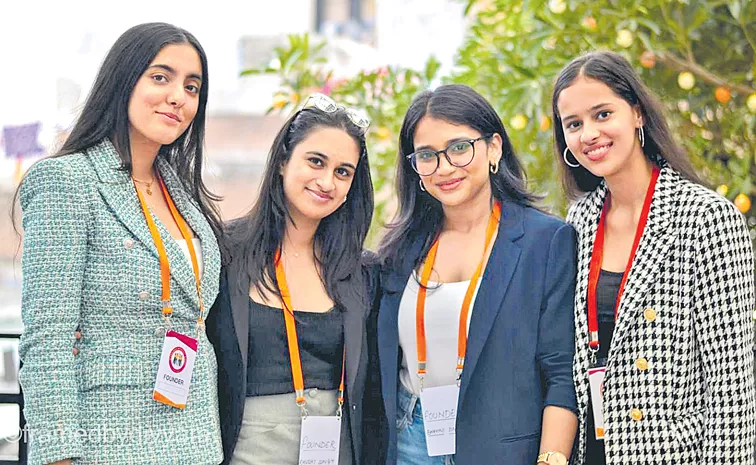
419, 384, 459, 456
153, 330, 197, 409
588, 366, 606, 440
298, 415, 342, 465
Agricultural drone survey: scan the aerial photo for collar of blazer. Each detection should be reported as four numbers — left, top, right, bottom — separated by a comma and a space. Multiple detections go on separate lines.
570, 165, 681, 357
225, 241, 369, 402
87, 138, 220, 312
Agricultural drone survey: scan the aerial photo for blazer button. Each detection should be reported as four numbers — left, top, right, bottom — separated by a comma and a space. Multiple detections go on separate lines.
352, 404, 357, 411
635, 357, 649, 371
630, 408, 643, 421
123, 238, 135, 250
643, 307, 657, 322
138, 291, 151, 301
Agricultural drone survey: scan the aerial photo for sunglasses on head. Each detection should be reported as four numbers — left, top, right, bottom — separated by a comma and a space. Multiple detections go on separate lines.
300, 93, 371, 134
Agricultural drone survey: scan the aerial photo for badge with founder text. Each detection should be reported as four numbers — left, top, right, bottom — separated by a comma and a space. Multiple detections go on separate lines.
420, 384, 459, 456
153, 330, 197, 409
298, 415, 342, 465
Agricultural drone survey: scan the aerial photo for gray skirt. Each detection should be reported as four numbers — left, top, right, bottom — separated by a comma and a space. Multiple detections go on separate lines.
231, 388, 353, 465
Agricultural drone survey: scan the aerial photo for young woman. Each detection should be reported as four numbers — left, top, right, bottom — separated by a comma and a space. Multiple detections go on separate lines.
205, 93, 384, 465
377, 84, 578, 465
552, 51, 755, 464
17, 23, 224, 465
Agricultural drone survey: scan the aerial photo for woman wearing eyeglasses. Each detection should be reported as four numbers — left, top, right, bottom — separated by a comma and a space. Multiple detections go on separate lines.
376, 84, 578, 465
205, 94, 385, 465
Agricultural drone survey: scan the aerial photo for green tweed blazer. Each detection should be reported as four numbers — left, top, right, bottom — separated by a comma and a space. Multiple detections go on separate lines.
19, 139, 223, 465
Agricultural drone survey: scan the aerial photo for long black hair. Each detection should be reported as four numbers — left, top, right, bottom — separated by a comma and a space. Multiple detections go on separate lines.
378, 84, 539, 271
551, 51, 703, 199
226, 107, 374, 307
14, 22, 223, 244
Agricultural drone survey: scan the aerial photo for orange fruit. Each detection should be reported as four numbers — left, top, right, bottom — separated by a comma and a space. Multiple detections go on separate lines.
540, 116, 552, 131
734, 193, 751, 213
716, 184, 729, 197
715, 87, 731, 104
640, 51, 656, 68
510, 114, 528, 130
582, 17, 597, 30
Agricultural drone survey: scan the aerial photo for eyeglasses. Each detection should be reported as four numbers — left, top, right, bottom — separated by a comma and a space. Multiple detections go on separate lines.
301, 93, 371, 134
406, 135, 492, 176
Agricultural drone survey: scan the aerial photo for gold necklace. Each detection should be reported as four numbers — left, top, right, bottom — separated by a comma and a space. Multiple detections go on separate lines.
132, 176, 156, 195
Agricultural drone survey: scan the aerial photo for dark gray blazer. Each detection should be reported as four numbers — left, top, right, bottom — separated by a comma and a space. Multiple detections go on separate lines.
206, 246, 386, 465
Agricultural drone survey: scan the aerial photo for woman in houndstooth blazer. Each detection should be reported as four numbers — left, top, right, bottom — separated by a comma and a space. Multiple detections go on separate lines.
552, 51, 755, 464
17, 24, 224, 465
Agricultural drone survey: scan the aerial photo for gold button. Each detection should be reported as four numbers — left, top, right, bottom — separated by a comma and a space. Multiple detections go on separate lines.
643, 307, 656, 322
630, 408, 643, 421
635, 357, 649, 371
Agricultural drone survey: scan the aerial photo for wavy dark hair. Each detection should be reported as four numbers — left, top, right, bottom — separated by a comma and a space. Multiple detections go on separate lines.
378, 84, 539, 271
226, 107, 374, 307
13, 22, 223, 246
551, 50, 703, 199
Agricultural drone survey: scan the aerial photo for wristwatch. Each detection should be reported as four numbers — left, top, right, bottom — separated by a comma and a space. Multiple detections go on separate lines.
537, 451, 568, 465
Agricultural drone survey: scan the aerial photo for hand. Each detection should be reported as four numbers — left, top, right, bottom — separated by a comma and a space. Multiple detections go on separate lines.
72, 330, 82, 356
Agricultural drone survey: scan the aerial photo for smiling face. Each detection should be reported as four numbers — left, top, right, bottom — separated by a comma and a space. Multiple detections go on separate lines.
281, 126, 360, 226
127, 43, 203, 153
557, 75, 645, 180
412, 116, 501, 208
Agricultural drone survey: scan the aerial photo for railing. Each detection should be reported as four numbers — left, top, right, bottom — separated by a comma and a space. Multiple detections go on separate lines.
0, 332, 24, 465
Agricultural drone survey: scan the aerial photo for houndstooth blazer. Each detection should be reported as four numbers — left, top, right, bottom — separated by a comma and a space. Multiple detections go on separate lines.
19, 139, 223, 465
567, 166, 755, 464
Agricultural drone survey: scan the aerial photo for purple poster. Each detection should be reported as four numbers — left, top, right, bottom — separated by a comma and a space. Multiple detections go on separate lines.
3, 123, 45, 158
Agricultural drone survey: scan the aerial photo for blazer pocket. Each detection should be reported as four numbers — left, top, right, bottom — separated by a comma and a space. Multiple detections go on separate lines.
499, 430, 539, 444
667, 409, 707, 447
76, 354, 152, 391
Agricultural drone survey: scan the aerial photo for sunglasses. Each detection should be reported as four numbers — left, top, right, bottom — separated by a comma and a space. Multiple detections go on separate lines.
301, 93, 371, 134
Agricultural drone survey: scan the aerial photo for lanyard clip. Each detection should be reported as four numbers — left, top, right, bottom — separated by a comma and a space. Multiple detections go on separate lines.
296, 390, 308, 419
417, 372, 426, 392
456, 357, 465, 387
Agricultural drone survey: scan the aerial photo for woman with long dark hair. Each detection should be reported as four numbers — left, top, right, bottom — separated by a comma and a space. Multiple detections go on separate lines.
552, 51, 755, 464
17, 23, 224, 465
206, 93, 384, 465
377, 84, 578, 465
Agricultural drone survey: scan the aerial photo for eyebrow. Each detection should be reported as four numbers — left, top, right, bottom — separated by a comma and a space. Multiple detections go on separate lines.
307, 151, 357, 171
561, 103, 611, 122
147, 64, 203, 82
415, 136, 476, 152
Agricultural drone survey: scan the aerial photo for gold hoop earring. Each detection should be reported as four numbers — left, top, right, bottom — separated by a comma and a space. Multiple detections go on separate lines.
490, 162, 499, 174
419, 179, 426, 192
563, 147, 580, 168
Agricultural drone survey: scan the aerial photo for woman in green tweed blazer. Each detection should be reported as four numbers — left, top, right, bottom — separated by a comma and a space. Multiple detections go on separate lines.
17, 23, 224, 465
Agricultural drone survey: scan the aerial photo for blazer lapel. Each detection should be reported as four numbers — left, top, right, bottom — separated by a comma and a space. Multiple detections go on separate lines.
90, 140, 161, 261
338, 276, 366, 401
608, 168, 679, 353
571, 185, 608, 358
458, 200, 523, 403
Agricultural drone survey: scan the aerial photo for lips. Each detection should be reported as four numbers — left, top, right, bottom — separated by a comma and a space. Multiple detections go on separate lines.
157, 112, 181, 123
306, 188, 333, 203
436, 177, 464, 192
583, 142, 612, 162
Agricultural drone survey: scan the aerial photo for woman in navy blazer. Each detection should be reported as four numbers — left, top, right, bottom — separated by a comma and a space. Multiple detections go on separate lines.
376, 85, 578, 465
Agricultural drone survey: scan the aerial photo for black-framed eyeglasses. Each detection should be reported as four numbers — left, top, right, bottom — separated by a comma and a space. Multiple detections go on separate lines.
300, 93, 371, 134
406, 135, 492, 176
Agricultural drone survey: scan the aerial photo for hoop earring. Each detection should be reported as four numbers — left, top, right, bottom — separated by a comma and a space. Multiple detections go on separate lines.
419, 179, 426, 192
563, 147, 580, 168
638, 126, 645, 148
490, 162, 499, 174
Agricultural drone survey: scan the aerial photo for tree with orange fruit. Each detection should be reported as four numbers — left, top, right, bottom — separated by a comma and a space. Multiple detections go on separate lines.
245, 1, 756, 251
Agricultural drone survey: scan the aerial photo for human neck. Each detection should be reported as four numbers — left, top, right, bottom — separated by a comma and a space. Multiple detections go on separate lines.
442, 187, 494, 234
129, 133, 161, 181
283, 215, 319, 258
605, 155, 655, 213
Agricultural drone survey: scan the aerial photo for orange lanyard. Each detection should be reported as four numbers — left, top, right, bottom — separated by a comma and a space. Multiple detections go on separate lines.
274, 248, 346, 417
586, 166, 660, 351
134, 175, 205, 332
416, 201, 501, 388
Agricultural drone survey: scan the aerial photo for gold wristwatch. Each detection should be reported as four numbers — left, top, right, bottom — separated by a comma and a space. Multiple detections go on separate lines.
537, 451, 568, 465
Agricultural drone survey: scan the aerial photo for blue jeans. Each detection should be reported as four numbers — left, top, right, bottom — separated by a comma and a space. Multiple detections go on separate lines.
396, 384, 456, 465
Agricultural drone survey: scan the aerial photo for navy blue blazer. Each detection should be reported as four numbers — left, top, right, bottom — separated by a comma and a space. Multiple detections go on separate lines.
378, 200, 577, 465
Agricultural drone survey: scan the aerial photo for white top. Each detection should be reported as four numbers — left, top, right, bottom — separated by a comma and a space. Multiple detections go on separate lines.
175, 238, 204, 277
398, 272, 482, 395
